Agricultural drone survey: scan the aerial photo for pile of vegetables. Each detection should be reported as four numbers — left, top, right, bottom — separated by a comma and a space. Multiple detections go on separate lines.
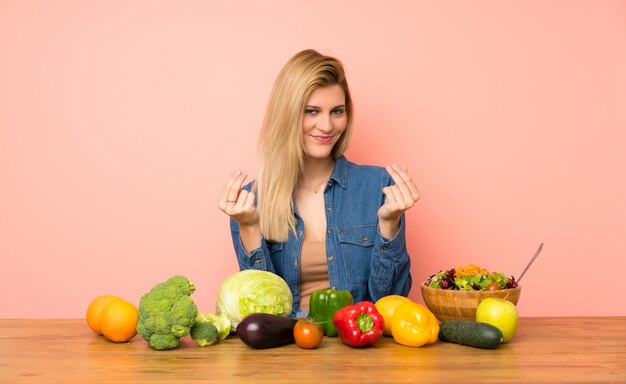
427, 263, 518, 290
109, 266, 519, 352
134, 270, 293, 350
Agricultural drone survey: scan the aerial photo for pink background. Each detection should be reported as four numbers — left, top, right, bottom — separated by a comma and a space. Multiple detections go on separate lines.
1, 1, 625, 318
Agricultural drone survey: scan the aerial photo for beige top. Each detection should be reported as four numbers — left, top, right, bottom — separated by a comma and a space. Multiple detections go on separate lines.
299, 240, 330, 311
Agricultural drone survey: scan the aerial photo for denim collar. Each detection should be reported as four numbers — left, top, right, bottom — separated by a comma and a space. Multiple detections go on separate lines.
330, 155, 349, 189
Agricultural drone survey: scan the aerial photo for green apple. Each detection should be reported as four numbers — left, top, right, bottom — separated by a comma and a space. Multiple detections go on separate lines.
475, 298, 519, 343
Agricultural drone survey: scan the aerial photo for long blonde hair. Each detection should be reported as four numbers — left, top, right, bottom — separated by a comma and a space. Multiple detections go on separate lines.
256, 49, 353, 242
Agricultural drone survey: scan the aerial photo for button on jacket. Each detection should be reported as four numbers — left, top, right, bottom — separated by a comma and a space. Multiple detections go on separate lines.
230, 155, 412, 316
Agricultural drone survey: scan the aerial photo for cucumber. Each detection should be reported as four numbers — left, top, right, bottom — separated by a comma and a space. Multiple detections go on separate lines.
439, 320, 503, 349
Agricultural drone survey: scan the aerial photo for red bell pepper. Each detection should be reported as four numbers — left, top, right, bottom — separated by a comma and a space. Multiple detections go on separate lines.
332, 301, 384, 347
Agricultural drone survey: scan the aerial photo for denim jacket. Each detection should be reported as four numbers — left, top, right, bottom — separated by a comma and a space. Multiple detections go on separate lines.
230, 155, 412, 316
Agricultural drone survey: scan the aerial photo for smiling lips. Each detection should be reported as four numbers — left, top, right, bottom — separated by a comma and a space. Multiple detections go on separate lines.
313, 135, 334, 143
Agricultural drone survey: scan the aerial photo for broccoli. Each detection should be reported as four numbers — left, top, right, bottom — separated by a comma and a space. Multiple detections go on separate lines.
136, 275, 199, 350
196, 312, 232, 341
190, 320, 219, 346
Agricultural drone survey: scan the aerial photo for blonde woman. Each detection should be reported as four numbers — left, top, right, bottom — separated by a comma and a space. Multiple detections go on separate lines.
218, 49, 419, 316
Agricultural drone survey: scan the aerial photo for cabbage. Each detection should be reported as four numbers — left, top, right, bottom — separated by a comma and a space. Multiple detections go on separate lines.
216, 270, 293, 330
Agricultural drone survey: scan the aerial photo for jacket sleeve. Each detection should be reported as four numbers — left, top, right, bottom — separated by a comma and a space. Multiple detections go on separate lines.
230, 217, 277, 273
367, 172, 413, 301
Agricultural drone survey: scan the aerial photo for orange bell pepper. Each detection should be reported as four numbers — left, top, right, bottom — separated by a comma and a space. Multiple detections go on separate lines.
390, 301, 439, 347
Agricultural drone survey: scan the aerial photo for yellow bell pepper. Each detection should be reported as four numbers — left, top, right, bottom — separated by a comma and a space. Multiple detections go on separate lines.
390, 300, 439, 347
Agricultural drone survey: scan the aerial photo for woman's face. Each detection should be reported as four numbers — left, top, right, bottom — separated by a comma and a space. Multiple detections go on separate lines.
302, 84, 348, 160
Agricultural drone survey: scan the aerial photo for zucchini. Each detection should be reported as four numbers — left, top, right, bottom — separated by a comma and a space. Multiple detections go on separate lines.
439, 320, 503, 349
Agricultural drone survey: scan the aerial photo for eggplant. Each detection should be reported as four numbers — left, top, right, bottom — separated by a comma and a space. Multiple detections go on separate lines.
236, 313, 297, 349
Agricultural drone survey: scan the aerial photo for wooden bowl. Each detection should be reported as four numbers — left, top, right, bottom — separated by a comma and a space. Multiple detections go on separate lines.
420, 282, 521, 322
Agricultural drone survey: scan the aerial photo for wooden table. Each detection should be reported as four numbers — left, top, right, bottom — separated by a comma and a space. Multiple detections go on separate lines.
1, 317, 625, 383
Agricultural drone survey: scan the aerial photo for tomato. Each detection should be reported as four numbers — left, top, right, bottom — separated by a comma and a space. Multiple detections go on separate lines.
293, 318, 324, 349
486, 282, 500, 291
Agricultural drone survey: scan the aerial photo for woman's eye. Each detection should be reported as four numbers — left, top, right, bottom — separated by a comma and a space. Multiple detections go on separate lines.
331, 108, 345, 115
304, 109, 318, 116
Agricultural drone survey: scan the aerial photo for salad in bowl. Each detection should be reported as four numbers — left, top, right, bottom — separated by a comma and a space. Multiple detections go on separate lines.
426, 263, 518, 291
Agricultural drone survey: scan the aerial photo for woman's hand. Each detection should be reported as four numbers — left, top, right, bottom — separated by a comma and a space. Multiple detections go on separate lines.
378, 164, 420, 238
218, 170, 259, 227
218, 170, 261, 253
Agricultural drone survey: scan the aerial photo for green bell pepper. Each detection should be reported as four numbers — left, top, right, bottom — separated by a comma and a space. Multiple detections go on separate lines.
308, 289, 354, 336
